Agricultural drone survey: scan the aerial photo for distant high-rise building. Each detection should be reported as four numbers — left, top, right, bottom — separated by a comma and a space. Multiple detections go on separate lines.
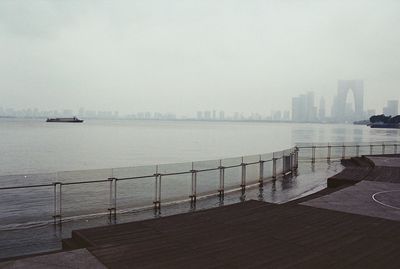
212, 110, 216, 120
383, 100, 399, 116
197, 111, 203, 120
144, 112, 151, 119
366, 109, 376, 118
318, 97, 326, 120
204, 111, 211, 120
219, 111, 225, 120
283, 111, 290, 121
292, 95, 306, 122
306, 92, 317, 121
292, 91, 316, 122
332, 80, 364, 122
272, 111, 282, 121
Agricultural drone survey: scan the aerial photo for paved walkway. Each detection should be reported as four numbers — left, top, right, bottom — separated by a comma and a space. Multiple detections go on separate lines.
303, 181, 400, 221
367, 156, 400, 167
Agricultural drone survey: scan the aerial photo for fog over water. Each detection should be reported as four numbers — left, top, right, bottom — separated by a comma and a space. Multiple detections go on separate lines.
1, 0, 400, 115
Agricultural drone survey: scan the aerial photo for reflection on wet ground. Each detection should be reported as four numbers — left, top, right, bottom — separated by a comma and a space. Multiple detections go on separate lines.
0, 161, 342, 260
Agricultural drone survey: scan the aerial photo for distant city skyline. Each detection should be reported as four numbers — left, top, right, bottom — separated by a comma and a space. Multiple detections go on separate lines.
1, 1, 400, 116
1, 84, 398, 123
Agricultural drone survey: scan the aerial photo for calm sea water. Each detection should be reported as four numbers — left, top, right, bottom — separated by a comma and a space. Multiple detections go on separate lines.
0, 118, 399, 176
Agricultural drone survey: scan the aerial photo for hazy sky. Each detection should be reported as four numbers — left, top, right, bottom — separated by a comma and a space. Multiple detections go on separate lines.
1, 0, 399, 115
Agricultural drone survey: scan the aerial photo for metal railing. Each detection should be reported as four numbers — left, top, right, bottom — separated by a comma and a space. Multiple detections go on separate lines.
0, 141, 399, 226
0, 147, 297, 226
297, 141, 400, 163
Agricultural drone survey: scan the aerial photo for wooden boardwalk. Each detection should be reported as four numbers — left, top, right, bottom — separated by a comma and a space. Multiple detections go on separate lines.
64, 200, 400, 269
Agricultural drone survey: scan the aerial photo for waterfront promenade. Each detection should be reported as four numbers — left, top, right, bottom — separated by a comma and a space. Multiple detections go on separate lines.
2, 154, 400, 268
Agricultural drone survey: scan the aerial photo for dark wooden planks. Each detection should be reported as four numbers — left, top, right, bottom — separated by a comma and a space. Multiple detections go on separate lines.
63, 200, 400, 269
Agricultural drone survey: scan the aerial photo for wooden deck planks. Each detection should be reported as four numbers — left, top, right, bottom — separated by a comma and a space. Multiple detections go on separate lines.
62, 200, 400, 269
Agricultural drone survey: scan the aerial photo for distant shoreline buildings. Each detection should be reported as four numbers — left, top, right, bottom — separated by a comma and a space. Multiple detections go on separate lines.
1, 80, 398, 123
292, 80, 398, 123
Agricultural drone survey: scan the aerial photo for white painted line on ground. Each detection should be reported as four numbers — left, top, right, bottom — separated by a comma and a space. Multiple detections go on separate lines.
372, 190, 400, 210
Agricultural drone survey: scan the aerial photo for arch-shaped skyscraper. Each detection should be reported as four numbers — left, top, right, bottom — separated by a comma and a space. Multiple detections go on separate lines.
332, 80, 364, 122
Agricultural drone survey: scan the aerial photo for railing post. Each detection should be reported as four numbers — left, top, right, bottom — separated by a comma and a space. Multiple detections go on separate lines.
294, 147, 299, 170
311, 146, 316, 163
108, 177, 117, 218
290, 151, 295, 171
114, 178, 117, 215
356, 145, 360, 157
370, 144, 373, 155
382, 143, 385, 154
342, 145, 346, 159
53, 182, 57, 222
327, 145, 331, 162
272, 157, 277, 179
190, 165, 197, 203
282, 154, 286, 174
53, 182, 62, 224
153, 173, 161, 210
218, 159, 225, 197
241, 157, 246, 189
158, 175, 162, 208
259, 156, 264, 185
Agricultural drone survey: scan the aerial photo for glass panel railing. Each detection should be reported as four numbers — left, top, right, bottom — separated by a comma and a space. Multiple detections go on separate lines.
116, 177, 154, 210
0, 186, 53, 227
57, 169, 113, 184
245, 162, 260, 185
1, 142, 398, 227
61, 181, 109, 219
112, 165, 157, 180
161, 173, 191, 203
197, 169, 220, 197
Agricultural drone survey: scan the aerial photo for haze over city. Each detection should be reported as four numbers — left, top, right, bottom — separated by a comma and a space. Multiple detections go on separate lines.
1, 0, 400, 116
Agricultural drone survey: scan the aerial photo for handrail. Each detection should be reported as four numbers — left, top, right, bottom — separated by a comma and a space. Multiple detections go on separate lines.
1, 142, 399, 191
0, 146, 297, 191
1, 141, 398, 226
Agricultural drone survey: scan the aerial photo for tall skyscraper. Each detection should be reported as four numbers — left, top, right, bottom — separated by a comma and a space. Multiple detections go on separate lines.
332, 80, 364, 122
219, 111, 225, 120
383, 100, 399, 116
292, 92, 317, 122
318, 97, 326, 120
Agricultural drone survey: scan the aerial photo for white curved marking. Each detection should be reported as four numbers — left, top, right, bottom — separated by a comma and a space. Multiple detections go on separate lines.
372, 190, 400, 210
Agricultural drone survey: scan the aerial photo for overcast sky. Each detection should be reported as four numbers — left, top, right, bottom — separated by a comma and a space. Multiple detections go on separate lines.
0, 0, 399, 116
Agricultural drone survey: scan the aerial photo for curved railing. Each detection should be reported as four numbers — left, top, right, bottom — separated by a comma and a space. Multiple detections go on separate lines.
297, 141, 400, 162
0, 141, 399, 228
0, 147, 297, 227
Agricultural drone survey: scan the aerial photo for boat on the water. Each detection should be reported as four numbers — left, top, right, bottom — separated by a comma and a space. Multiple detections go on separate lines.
46, 117, 84, 123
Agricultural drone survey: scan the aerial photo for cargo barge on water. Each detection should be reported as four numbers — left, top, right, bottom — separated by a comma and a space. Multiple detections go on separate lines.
46, 117, 84, 123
